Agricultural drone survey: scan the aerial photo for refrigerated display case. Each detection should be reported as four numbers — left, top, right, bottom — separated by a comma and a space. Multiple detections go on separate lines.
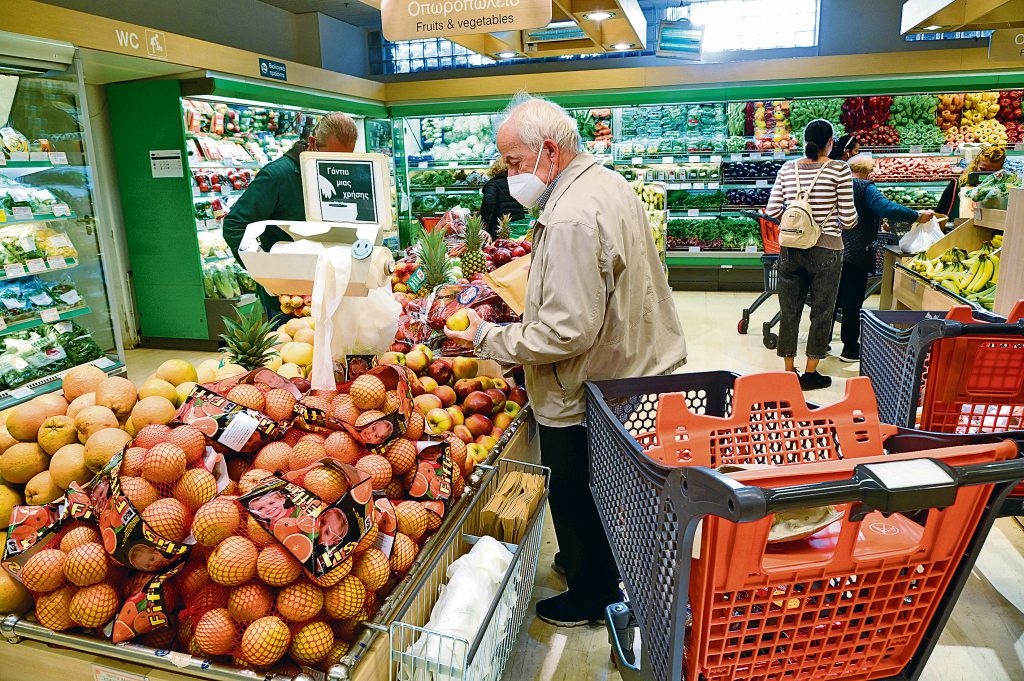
106, 77, 392, 345
0, 32, 126, 409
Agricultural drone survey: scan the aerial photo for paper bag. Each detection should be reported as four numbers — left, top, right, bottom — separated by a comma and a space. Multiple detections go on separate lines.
484, 254, 531, 316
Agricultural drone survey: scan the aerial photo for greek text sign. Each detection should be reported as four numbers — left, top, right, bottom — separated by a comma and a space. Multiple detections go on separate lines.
990, 30, 1024, 62
381, 0, 551, 41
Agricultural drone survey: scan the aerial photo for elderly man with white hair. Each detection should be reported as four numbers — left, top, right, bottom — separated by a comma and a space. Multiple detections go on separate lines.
446, 95, 687, 627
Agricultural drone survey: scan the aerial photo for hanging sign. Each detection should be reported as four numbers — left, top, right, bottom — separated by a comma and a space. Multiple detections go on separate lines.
989, 30, 1024, 61
381, 0, 551, 41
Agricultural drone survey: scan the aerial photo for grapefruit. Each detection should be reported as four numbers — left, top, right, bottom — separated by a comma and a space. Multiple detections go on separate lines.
264, 389, 296, 421
390, 533, 418, 573
63, 542, 109, 586
324, 431, 359, 464
256, 544, 302, 587
253, 442, 291, 473
168, 425, 206, 465
6, 401, 56, 442
0, 426, 17, 456
324, 575, 365, 619
50, 444, 92, 490
134, 424, 171, 449
65, 393, 96, 420
21, 549, 67, 592
141, 498, 190, 542
119, 446, 146, 477
138, 378, 177, 404
61, 364, 106, 401
156, 359, 198, 386
95, 376, 138, 420
350, 375, 386, 411
289, 439, 327, 470
84, 428, 132, 473
130, 396, 177, 429
302, 466, 349, 503
330, 394, 360, 423
33, 584, 75, 629
289, 620, 333, 665
395, 501, 429, 541
59, 525, 99, 553
228, 583, 272, 624
120, 476, 158, 511
0, 567, 32, 615
37, 415, 78, 455
355, 454, 392, 490
25, 470, 63, 505
0, 484, 24, 527
208, 536, 258, 586
0, 442, 49, 484
384, 438, 416, 475
281, 342, 313, 367
239, 468, 274, 494
353, 548, 390, 592
74, 405, 119, 444
141, 442, 186, 484
194, 607, 238, 655
173, 468, 217, 511
227, 385, 265, 411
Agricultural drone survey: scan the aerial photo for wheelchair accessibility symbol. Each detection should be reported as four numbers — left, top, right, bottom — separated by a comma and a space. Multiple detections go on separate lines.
869, 522, 900, 536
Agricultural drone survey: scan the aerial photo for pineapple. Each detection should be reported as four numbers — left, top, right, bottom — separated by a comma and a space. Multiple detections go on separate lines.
497, 213, 512, 240
220, 307, 279, 370
417, 227, 453, 291
461, 215, 487, 278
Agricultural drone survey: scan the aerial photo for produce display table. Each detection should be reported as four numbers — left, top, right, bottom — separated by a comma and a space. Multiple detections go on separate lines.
0, 410, 539, 681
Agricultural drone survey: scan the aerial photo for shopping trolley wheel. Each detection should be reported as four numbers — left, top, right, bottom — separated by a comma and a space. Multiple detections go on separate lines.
763, 333, 778, 350
737, 317, 749, 335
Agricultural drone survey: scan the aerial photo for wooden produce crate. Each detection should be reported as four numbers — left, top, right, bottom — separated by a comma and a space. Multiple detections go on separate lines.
993, 189, 1024, 318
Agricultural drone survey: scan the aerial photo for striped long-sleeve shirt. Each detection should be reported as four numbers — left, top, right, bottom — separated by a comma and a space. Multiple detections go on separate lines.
765, 160, 858, 251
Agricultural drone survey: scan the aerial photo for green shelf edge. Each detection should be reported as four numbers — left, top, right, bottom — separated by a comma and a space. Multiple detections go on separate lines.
0, 306, 91, 338
666, 255, 762, 267
0, 212, 78, 225
0, 258, 78, 281
184, 77, 388, 118
0, 358, 124, 411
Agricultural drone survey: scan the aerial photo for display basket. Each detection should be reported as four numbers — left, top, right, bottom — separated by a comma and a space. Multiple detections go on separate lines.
584, 370, 1024, 681
388, 457, 548, 681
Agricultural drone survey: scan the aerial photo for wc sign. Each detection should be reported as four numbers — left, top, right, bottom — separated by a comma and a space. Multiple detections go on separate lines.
113, 27, 168, 60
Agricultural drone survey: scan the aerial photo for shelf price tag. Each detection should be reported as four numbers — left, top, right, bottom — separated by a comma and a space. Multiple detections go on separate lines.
687, 209, 700, 217
688, 155, 700, 163
687, 246, 701, 253
730, 153, 743, 161
0, 319, 6, 331
692, 182, 705, 190
756, 179, 769, 187
11, 207, 33, 221
214, 249, 229, 259
710, 155, 722, 163
1015, 142, 1024, 152
745, 245, 759, 253
4, 264, 25, 278
679, 182, 692, 189
10, 386, 33, 399
94, 357, 116, 369
0, 156, 6, 166
631, 156, 642, 166
40, 309, 60, 323
708, 182, 720, 189
773, 151, 785, 159
940, 145, 953, 154
750, 152, 763, 160
909, 145, 923, 154
26, 259, 46, 273
46, 257, 67, 269
30, 151, 49, 162
434, 187, 445, 193
52, 203, 71, 217
661, 156, 674, 165
447, 161, 458, 168
417, 162, 428, 168
9, 152, 28, 161
48, 152, 68, 165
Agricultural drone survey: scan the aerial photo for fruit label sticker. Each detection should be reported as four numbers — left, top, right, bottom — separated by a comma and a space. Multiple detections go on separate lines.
109, 561, 185, 643
175, 379, 287, 455
93, 451, 192, 572
217, 411, 260, 451
242, 461, 375, 577
2, 484, 96, 582
406, 266, 426, 294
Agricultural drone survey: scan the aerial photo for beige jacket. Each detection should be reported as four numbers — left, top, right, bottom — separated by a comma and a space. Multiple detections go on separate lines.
476, 153, 687, 427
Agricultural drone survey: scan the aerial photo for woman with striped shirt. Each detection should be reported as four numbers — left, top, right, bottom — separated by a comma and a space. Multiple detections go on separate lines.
766, 119, 857, 390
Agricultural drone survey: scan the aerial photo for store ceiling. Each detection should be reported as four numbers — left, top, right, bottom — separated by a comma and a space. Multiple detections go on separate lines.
258, 0, 383, 28
901, 0, 1024, 33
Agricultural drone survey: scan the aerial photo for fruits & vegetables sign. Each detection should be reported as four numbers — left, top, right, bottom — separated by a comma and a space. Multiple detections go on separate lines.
381, 0, 551, 41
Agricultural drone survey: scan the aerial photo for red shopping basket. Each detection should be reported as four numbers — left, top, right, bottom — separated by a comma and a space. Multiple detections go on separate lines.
759, 214, 780, 254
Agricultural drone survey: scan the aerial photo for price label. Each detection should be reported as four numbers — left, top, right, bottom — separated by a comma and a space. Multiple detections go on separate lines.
631, 156, 642, 165
10, 386, 33, 399
679, 182, 692, 190
720, 264, 734, 269
909, 145, 923, 154
708, 182, 720, 189
745, 245, 759, 253
94, 357, 116, 369
756, 179, 769, 187
710, 155, 723, 163
214, 249, 229, 259
52, 203, 71, 217
661, 156, 674, 165
434, 187, 445, 193
92, 664, 148, 681
406, 266, 426, 294
205, 219, 220, 230
48, 152, 68, 165
1015, 142, 1024, 152
46, 257, 67, 269
9, 152, 29, 161
667, 183, 680, 190
688, 155, 700, 163
0, 156, 5, 166
447, 161, 458, 168
750, 153, 763, 160
30, 151, 49, 162
0, 318, 6, 331
692, 182, 705, 190
940, 145, 953, 154
730, 153, 743, 161
40, 309, 60, 323
26, 259, 46, 273
192, 186, 200, 197
417, 162, 428, 168
688, 246, 701, 253
4, 264, 25, 278
773, 151, 785, 159
687, 209, 700, 217
11, 206, 33, 221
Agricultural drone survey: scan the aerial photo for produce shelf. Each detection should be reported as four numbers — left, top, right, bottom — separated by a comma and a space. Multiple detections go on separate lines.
875, 180, 951, 187
615, 152, 795, 164
0, 305, 91, 337
189, 160, 262, 170
0, 211, 78, 225
668, 209, 754, 217
0, 257, 77, 281
667, 251, 763, 266
408, 186, 484, 192
408, 159, 491, 169
0, 356, 124, 411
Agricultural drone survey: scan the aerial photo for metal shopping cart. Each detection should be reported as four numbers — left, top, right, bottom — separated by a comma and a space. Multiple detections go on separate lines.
584, 369, 1024, 681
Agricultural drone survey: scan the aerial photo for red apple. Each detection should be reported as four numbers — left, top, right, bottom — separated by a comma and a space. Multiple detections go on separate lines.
445, 405, 464, 426
453, 424, 474, 444
465, 413, 493, 438
490, 426, 504, 440
405, 349, 429, 375
474, 434, 498, 451
508, 386, 528, 407
493, 411, 513, 431
432, 385, 457, 408
418, 376, 439, 393
425, 407, 454, 434
454, 378, 483, 402
463, 391, 494, 415
410, 379, 425, 397
484, 389, 506, 414
428, 360, 454, 386
452, 356, 479, 380
390, 341, 411, 353
413, 393, 443, 414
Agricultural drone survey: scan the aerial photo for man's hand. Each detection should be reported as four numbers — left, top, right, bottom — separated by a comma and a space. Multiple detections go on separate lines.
443, 307, 484, 347
916, 209, 935, 223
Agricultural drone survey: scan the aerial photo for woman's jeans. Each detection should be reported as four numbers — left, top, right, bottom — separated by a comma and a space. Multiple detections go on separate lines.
777, 246, 843, 359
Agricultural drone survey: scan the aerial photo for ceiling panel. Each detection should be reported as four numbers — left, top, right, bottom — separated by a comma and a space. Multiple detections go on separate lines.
258, 0, 382, 28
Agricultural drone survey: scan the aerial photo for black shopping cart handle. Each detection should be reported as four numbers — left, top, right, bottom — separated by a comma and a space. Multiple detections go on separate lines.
740, 210, 781, 225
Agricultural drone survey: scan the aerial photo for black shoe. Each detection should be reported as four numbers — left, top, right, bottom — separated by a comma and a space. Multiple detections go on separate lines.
552, 551, 566, 578
838, 347, 860, 363
799, 371, 832, 391
536, 591, 606, 627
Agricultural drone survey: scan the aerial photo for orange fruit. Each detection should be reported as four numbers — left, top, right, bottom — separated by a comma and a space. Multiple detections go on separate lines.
355, 454, 391, 490
240, 616, 290, 668
289, 620, 334, 665
302, 466, 349, 503
63, 542, 109, 587
69, 583, 119, 627
191, 583, 230, 617
35, 584, 77, 630
181, 564, 211, 597
311, 557, 352, 588
321, 638, 352, 669
353, 548, 389, 592
276, 581, 323, 622
134, 424, 171, 449
208, 536, 258, 586
120, 446, 147, 477
422, 502, 442, 531
324, 431, 359, 465
59, 525, 100, 553
404, 410, 424, 441
395, 501, 429, 541
256, 544, 302, 587
192, 497, 241, 547
390, 533, 418, 574
168, 425, 206, 465
239, 468, 274, 494
246, 515, 276, 548
301, 394, 331, 412
330, 394, 360, 424
227, 385, 265, 412
195, 607, 238, 656
289, 439, 327, 471
142, 442, 186, 484
323, 575, 365, 619
381, 390, 401, 415
228, 583, 273, 624
353, 525, 378, 555
253, 442, 291, 473
120, 476, 158, 512
141, 498, 190, 542
264, 389, 297, 422
350, 375, 386, 411
173, 468, 217, 511
21, 549, 67, 592
384, 438, 416, 475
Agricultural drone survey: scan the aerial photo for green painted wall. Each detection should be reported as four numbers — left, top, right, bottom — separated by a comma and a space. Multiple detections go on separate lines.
107, 79, 208, 341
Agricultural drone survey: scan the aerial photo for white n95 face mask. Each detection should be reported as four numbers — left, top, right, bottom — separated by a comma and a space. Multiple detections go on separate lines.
507, 145, 550, 208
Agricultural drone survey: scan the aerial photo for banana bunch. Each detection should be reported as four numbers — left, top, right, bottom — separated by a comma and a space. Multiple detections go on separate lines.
632, 179, 666, 212
909, 241, 1000, 309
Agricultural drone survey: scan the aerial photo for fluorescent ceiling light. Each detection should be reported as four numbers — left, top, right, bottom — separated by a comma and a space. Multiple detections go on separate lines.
546, 21, 577, 29
496, 51, 518, 58
584, 11, 614, 21
610, 42, 634, 50
922, 25, 943, 30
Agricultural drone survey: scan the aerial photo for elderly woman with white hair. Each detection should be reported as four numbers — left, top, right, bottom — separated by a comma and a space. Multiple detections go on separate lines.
837, 154, 933, 361
446, 95, 687, 627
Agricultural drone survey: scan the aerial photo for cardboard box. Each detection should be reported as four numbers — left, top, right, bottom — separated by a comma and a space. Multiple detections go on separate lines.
973, 207, 1007, 230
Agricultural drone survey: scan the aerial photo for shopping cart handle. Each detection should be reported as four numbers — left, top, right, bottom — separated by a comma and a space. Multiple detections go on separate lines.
762, 457, 1024, 516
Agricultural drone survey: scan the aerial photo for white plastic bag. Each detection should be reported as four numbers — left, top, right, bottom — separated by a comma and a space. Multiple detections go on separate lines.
310, 246, 400, 390
899, 216, 944, 254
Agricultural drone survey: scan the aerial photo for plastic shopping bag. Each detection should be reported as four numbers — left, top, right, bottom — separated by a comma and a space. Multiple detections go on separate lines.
899, 216, 944, 254
311, 247, 400, 390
